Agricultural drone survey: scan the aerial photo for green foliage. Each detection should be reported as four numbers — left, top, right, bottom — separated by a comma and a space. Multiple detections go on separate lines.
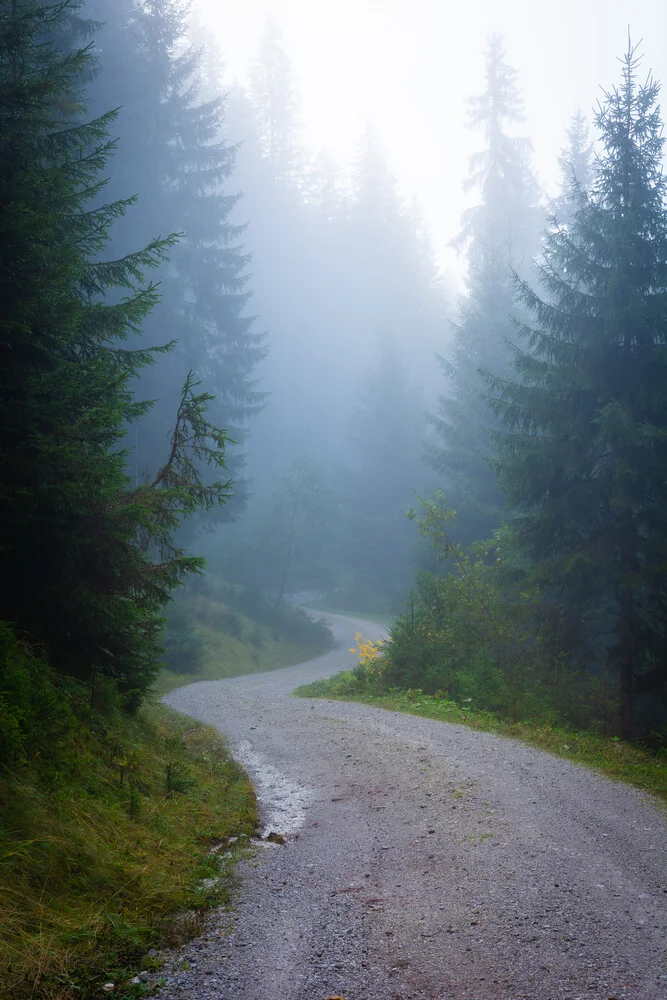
154, 574, 333, 694
428, 35, 541, 545
83, 0, 266, 522
295, 682, 667, 801
488, 43, 667, 737
550, 108, 595, 226
222, 456, 339, 608
0, 624, 77, 766
0, 1, 232, 708
382, 557, 571, 726
339, 333, 430, 611
0, 695, 256, 1000
339, 494, 623, 735
162, 602, 206, 675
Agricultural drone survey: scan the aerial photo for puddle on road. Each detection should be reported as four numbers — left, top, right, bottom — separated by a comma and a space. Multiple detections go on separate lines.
235, 739, 311, 838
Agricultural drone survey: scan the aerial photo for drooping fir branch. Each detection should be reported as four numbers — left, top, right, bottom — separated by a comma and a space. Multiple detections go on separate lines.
0, 0, 236, 703
151, 370, 233, 509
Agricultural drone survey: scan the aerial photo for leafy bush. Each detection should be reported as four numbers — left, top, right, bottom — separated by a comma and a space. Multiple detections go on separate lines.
328, 494, 620, 734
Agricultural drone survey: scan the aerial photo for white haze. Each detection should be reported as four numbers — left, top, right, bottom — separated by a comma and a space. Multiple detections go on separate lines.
195, 0, 667, 274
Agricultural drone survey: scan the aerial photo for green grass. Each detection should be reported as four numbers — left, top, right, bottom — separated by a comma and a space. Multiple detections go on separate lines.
0, 581, 332, 1000
295, 674, 667, 802
156, 585, 333, 697
0, 704, 257, 1000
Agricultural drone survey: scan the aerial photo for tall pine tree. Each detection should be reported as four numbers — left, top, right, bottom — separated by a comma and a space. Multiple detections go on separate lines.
550, 109, 595, 227
340, 333, 430, 611
489, 44, 667, 738
429, 34, 540, 544
248, 18, 300, 186
0, 0, 230, 702
84, 0, 265, 517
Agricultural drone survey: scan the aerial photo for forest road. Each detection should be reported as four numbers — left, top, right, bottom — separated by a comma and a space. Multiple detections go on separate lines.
162, 612, 666, 1000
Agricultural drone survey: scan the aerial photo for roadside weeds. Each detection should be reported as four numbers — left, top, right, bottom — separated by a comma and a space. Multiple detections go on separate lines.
294, 679, 667, 802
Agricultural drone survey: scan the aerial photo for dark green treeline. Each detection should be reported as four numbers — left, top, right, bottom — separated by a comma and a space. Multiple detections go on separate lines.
389, 40, 667, 741
0, 0, 244, 746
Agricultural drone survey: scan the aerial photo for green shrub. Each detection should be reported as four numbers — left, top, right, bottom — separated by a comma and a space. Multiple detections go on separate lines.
0, 623, 77, 767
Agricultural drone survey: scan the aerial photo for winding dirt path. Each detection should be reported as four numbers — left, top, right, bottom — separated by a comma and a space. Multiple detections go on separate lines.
162, 613, 666, 1000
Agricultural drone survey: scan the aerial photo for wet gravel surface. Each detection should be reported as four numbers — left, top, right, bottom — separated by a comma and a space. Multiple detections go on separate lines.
161, 613, 667, 1000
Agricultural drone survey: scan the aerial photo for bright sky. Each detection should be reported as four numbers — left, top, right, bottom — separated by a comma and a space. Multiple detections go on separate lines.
196, 0, 667, 272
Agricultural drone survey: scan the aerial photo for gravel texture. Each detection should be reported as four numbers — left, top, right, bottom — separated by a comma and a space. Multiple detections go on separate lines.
161, 612, 667, 1000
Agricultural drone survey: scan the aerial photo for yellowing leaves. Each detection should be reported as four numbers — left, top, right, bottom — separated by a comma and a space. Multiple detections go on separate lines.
350, 632, 385, 678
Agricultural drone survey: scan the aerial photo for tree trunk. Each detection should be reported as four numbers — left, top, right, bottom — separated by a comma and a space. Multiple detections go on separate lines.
619, 582, 634, 740
618, 508, 635, 740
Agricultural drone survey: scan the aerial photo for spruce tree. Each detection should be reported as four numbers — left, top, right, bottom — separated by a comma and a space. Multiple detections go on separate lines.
550, 109, 595, 227
429, 34, 540, 544
456, 33, 540, 271
341, 334, 429, 610
84, 0, 265, 518
489, 45, 667, 738
248, 18, 300, 186
0, 0, 230, 703
229, 37, 444, 493
429, 250, 515, 544
349, 124, 439, 344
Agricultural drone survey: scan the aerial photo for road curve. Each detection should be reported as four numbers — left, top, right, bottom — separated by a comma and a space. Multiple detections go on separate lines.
161, 612, 666, 1000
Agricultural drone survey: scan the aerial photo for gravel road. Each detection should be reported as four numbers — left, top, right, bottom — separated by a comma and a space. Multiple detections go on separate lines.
161, 612, 666, 1000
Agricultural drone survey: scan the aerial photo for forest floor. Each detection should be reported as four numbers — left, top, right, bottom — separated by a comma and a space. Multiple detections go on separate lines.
158, 612, 667, 1000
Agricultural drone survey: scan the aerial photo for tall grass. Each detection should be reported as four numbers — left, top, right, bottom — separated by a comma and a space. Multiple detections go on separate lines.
0, 705, 256, 1000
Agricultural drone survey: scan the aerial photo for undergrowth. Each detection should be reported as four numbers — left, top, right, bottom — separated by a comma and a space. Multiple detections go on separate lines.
157, 576, 333, 695
0, 702, 256, 1000
0, 576, 331, 998
295, 670, 667, 802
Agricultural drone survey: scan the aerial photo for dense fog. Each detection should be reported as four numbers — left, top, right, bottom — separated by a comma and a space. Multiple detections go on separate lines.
6, 6, 667, 990
75, 0, 667, 734
3, 0, 667, 740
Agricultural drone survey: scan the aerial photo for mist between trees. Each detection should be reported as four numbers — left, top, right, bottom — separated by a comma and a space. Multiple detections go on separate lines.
2, 0, 667, 767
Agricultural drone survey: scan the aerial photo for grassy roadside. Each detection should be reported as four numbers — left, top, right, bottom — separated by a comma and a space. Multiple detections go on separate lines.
295, 676, 667, 802
0, 582, 332, 1000
157, 581, 333, 696
156, 621, 328, 696
0, 704, 256, 1000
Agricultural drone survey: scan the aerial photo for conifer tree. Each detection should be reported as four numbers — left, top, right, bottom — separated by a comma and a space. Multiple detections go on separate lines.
230, 38, 444, 494
429, 34, 540, 543
248, 19, 300, 186
489, 45, 667, 738
247, 456, 338, 608
429, 250, 514, 543
550, 109, 595, 227
349, 124, 439, 342
341, 334, 429, 610
187, 7, 225, 102
0, 0, 231, 703
84, 0, 265, 517
456, 34, 540, 271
